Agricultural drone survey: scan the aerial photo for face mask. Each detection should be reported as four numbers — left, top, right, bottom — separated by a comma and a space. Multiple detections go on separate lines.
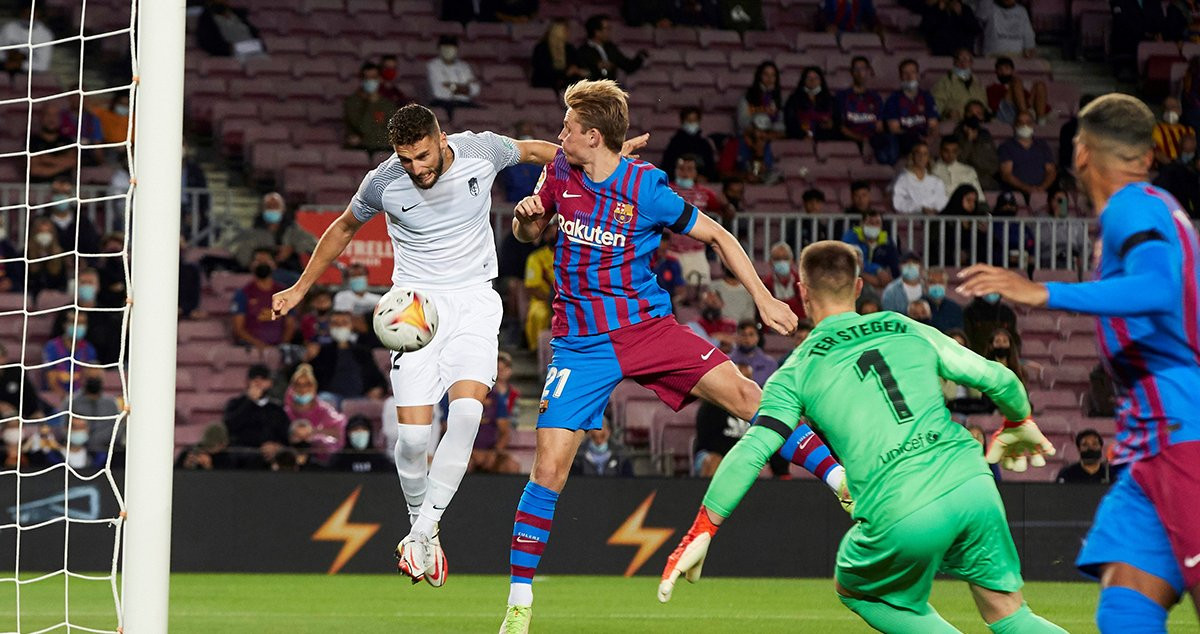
77, 284, 97, 302
804, 85, 821, 96
254, 396, 270, 407
361, 79, 379, 94
253, 264, 273, 279
349, 276, 368, 293
1054, 198, 1069, 218
991, 347, 1010, 358
114, 105, 129, 116
1164, 111, 1180, 125
68, 325, 87, 340
927, 284, 946, 300
1181, 152, 1195, 164
35, 232, 53, 247
1080, 448, 1102, 462
953, 67, 971, 81
380, 67, 397, 82
2, 429, 20, 446
997, 74, 1012, 85
588, 441, 609, 454
84, 377, 102, 395
292, 392, 314, 406
983, 292, 1001, 304
70, 431, 88, 446
681, 122, 700, 135
330, 326, 353, 343
349, 430, 371, 450
701, 308, 721, 321
1016, 126, 1034, 140
262, 209, 283, 224
675, 178, 694, 189
901, 264, 920, 281
772, 260, 790, 276
51, 194, 71, 214
863, 225, 881, 240
439, 46, 457, 62
901, 80, 919, 93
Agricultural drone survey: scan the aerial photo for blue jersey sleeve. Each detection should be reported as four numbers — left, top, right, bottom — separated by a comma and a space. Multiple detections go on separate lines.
638, 167, 698, 233
881, 93, 900, 121
231, 289, 248, 315
1046, 193, 1179, 315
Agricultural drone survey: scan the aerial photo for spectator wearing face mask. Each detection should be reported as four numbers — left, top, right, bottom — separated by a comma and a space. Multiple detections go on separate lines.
1153, 96, 1195, 167
984, 327, 1040, 383
330, 416, 390, 473
571, 418, 632, 477
44, 176, 101, 256
62, 369, 122, 455
964, 293, 1018, 355
953, 100, 1001, 190
882, 58, 940, 159
670, 155, 721, 213
1154, 134, 1200, 218
696, 291, 737, 347
74, 267, 121, 364
284, 363, 345, 458
232, 248, 295, 348
998, 111, 1057, 199
923, 268, 963, 332
230, 193, 317, 283
344, 62, 397, 151
306, 311, 387, 405
224, 364, 290, 457
881, 252, 926, 314
89, 93, 131, 145
784, 66, 837, 141
427, 35, 481, 115
300, 288, 335, 346
26, 216, 71, 299
499, 121, 544, 202
662, 107, 717, 184
841, 209, 899, 290
28, 107, 75, 183
40, 418, 106, 472
932, 48, 989, 123
376, 55, 410, 106
986, 57, 1047, 125
762, 242, 803, 318
729, 321, 778, 387
332, 263, 381, 340
1057, 429, 1111, 484
42, 309, 97, 403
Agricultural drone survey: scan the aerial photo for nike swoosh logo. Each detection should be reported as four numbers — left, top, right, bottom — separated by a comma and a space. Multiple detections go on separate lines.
562, 192, 582, 198
401, 203, 421, 212
433, 504, 447, 511
1186, 553, 1200, 568
797, 433, 814, 451
701, 348, 716, 361
515, 536, 539, 544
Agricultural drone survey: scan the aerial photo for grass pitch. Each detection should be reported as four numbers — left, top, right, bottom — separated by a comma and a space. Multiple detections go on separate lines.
4, 573, 1198, 632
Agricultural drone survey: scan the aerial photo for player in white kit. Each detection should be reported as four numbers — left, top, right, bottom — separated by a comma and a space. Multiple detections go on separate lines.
271, 104, 644, 586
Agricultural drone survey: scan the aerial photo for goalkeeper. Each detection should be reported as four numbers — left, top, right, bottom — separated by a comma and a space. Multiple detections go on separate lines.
659, 240, 1066, 634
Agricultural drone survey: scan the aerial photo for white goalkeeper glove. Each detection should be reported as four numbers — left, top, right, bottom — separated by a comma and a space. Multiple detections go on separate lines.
657, 506, 720, 603
986, 417, 1056, 472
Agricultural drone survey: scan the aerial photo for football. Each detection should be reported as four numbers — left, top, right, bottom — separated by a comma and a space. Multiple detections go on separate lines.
372, 288, 438, 352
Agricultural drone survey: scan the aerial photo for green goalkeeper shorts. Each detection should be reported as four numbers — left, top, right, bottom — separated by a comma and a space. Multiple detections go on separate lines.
835, 473, 1024, 611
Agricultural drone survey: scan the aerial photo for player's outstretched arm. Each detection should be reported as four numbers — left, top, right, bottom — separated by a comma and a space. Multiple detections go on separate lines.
512, 195, 554, 243
685, 213, 798, 335
272, 207, 363, 319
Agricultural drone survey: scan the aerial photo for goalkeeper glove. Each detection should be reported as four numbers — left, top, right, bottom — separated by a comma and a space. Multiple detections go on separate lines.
986, 417, 1056, 472
837, 478, 855, 515
657, 506, 720, 603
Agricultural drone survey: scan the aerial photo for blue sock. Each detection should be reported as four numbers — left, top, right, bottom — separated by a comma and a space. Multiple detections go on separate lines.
1096, 586, 1168, 634
508, 481, 558, 606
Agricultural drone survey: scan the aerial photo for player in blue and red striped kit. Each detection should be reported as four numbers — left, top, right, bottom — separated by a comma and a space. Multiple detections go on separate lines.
961, 93, 1200, 631
498, 80, 850, 633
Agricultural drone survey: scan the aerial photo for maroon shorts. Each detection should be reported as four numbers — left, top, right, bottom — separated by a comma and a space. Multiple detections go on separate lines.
1130, 440, 1200, 590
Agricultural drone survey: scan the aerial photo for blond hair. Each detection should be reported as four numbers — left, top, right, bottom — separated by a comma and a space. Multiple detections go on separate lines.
563, 79, 629, 153
290, 363, 317, 387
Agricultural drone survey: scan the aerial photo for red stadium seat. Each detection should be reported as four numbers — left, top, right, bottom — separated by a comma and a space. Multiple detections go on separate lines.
743, 30, 791, 54
698, 29, 743, 51
794, 32, 839, 55
684, 49, 728, 71
839, 32, 883, 54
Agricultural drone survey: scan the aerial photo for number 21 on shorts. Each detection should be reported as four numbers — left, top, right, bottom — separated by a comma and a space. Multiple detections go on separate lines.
539, 367, 572, 413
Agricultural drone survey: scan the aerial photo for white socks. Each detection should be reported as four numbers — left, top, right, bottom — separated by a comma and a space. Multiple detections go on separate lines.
395, 423, 432, 525
411, 398, 482, 538
508, 582, 533, 607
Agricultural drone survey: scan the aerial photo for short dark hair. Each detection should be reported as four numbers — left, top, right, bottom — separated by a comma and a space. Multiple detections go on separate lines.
677, 153, 699, 166
940, 136, 959, 149
736, 319, 757, 331
359, 61, 378, 77
994, 56, 1015, 70
437, 35, 458, 47
800, 241, 861, 299
850, 180, 870, 193
802, 188, 825, 203
247, 364, 271, 380
1075, 428, 1103, 447
380, 54, 397, 64
1078, 93, 1156, 156
850, 55, 870, 68
387, 104, 440, 147
901, 251, 921, 264
679, 106, 701, 121
251, 247, 275, 260
585, 14, 608, 38
899, 58, 918, 73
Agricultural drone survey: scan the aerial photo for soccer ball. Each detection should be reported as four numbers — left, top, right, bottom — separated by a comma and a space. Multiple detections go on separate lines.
372, 288, 438, 352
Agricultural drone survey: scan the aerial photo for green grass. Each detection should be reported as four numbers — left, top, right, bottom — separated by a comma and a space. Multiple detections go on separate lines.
2, 573, 1197, 632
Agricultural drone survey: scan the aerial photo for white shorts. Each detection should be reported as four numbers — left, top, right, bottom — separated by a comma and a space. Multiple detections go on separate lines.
389, 284, 502, 407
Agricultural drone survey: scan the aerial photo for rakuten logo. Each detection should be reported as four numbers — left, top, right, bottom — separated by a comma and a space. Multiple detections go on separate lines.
559, 216, 627, 248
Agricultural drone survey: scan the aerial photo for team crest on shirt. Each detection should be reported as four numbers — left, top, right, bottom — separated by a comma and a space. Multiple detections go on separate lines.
468, 177, 479, 196
539, 399, 549, 413
613, 202, 634, 225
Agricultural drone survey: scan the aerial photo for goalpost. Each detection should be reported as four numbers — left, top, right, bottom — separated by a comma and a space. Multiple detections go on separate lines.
0, 0, 182, 631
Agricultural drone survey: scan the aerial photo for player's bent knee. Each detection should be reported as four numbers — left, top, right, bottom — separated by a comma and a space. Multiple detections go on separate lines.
1096, 587, 1168, 634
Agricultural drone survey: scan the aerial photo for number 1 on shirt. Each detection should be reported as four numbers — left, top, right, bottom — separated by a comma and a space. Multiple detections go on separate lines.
855, 349, 914, 424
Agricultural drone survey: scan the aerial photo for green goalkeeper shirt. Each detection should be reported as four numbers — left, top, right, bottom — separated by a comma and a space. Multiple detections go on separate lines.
702, 310, 1031, 529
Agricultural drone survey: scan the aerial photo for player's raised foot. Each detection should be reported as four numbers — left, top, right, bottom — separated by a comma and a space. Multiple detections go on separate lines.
423, 525, 448, 587
395, 534, 431, 582
499, 604, 531, 634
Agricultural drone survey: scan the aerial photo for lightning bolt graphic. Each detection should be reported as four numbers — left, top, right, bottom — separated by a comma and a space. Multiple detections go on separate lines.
606, 491, 675, 577
396, 298, 430, 333
311, 486, 381, 575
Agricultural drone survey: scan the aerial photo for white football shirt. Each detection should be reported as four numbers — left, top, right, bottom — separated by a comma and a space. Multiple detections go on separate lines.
350, 131, 521, 292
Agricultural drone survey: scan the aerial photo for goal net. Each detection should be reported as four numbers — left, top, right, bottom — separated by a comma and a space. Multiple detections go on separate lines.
0, 0, 179, 631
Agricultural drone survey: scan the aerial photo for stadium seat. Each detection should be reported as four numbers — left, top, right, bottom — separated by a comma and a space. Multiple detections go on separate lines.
684, 49, 728, 71
699, 29, 743, 51
839, 32, 883, 54
342, 398, 383, 424
624, 398, 666, 447
177, 320, 228, 344
655, 27, 700, 49
1042, 363, 1092, 390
